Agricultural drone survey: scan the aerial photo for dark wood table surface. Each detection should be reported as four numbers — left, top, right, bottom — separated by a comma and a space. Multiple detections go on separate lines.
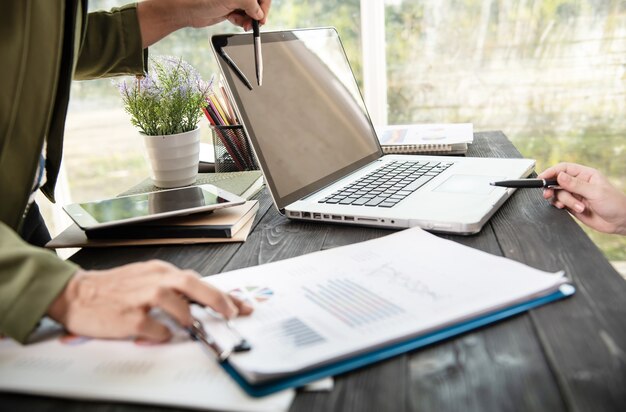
4, 132, 626, 411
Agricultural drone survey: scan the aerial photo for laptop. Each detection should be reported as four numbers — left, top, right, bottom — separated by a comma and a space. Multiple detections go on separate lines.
211, 28, 534, 234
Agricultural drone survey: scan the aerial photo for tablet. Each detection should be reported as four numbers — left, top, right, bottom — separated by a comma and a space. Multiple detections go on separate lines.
63, 184, 245, 230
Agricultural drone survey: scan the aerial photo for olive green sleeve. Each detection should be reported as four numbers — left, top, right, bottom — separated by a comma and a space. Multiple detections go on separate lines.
0, 222, 78, 343
74, 3, 148, 80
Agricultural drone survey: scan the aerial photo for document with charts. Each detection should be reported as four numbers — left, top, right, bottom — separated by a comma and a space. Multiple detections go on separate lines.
203, 227, 572, 385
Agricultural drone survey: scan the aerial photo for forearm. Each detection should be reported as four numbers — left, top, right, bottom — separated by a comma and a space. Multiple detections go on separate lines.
137, 0, 190, 48
614, 192, 626, 235
136, 0, 267, 48
75, 5, 147, 79
0, 223, 78, 343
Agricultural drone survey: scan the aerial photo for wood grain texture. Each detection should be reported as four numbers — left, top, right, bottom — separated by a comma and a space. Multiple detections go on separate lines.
489, 174, 626, 411
474, 132, 626, 410
407, 224, 565, 411
290, 356, 409, 412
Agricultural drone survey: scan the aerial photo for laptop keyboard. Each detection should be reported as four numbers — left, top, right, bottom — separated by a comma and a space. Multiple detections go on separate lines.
318, 160, 454, 208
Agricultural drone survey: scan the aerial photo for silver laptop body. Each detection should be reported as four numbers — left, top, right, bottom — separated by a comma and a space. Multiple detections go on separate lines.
212, 28, 534, 235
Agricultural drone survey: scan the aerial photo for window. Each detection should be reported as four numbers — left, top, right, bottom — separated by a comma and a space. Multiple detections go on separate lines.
380, 0, 626, 260
46, 0, 624, 262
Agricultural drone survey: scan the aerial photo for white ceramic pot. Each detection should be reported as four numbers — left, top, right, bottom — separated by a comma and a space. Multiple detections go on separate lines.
142, 127, 200, 188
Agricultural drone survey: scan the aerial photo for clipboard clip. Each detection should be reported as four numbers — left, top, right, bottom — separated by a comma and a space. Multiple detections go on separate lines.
188, 318, 232, 362
187, 309, 252, 362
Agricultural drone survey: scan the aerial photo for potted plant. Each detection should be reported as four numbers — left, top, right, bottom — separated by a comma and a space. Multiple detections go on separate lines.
117, 56, 210, 188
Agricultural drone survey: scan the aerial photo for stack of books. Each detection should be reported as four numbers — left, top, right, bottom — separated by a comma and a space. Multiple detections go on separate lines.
46, 171, 264, 249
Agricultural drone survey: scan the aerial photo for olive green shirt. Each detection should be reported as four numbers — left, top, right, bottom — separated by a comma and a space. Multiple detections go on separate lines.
0, 1, 147, 343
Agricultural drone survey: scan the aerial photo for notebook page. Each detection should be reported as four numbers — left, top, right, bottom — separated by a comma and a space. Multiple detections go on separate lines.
0, 318, 294, 411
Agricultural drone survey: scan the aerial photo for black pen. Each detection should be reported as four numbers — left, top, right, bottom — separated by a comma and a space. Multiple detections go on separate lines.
252, 20, 263, 86
490, 178, 559, 188
220, 50, 253, 91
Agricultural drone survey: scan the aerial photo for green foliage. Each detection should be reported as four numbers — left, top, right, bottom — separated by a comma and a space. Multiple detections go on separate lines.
268, 0, 363, 87
117, 56, 210, 136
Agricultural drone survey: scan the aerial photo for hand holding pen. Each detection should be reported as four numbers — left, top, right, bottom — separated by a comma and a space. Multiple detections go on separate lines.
224, 0, 271, 32
537, 162, 626, 235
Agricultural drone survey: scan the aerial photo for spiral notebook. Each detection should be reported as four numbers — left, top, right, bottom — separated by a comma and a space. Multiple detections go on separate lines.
376, 123, 473, 155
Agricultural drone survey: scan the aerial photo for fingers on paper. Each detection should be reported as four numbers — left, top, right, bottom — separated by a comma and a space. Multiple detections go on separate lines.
143, 285, 194, 327
163, 269, 239, 319
229, 294, 254, 316
128, 313, 172, 342
75, 260, 243, 340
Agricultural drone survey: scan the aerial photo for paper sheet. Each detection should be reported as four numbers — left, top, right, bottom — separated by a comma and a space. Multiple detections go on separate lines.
0, 318, 294, 411
202, 227, 567, 382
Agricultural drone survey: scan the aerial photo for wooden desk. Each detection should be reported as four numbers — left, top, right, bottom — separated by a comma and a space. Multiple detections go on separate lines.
4, 132, 626, 411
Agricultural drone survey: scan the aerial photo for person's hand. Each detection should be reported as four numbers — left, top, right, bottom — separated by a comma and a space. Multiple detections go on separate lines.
47, 260, 253, 342
538, 162, 626, 235
138, 0, 272, 47
179, 0, 272, 31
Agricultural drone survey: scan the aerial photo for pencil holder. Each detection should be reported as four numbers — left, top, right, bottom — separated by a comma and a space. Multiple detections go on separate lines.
211, 125, 259, 173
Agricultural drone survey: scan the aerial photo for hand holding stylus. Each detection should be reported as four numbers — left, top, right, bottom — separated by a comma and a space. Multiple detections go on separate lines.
538, 162, 626, 235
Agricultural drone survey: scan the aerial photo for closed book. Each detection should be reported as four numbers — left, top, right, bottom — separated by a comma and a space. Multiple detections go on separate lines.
84, 200, 259, 239
45, 201, 258, 249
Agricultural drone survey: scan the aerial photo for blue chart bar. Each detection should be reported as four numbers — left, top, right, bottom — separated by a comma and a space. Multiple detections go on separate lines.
278, 318, 326, 347
302, 278, 405, 328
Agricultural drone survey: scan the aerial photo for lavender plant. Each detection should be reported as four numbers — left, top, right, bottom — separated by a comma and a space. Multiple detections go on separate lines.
117, 56, 210, 136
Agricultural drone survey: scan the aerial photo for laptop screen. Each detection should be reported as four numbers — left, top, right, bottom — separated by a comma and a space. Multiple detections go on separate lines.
212, 28, 382, 210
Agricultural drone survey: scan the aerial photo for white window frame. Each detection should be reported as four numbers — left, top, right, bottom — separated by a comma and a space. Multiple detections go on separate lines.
360, 0, 388, 127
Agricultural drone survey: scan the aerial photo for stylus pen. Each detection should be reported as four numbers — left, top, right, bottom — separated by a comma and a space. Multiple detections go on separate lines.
490, 178, 559, 188
252, 20, 263, 86
220, 50, 253, 90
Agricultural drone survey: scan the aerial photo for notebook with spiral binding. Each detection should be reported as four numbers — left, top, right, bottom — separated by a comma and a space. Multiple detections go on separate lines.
376, 123, 473, 155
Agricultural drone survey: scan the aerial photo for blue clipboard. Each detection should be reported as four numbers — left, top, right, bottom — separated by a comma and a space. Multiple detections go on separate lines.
219, 284, 575, 397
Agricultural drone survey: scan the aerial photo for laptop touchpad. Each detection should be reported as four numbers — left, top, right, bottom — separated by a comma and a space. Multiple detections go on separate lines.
434, 174, 504, 195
